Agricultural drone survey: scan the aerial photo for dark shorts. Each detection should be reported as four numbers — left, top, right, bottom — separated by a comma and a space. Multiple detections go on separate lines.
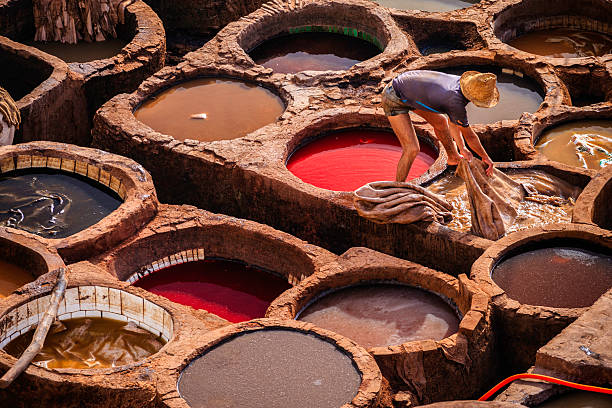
381, 82, 414, 117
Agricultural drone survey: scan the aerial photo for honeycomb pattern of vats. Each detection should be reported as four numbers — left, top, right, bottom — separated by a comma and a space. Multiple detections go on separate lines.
267, 247, 494, 403
0, 142, 158, 263
0, 0, 611, 406
0, 0, 165, 145
92, 0, 611, 275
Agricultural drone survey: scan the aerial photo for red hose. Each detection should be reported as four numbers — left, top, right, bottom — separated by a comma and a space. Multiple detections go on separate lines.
478, 373, 612, 401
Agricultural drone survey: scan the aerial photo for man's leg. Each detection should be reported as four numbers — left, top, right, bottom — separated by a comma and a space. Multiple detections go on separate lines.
411, 109, 462, 165
388, 113, 420, 182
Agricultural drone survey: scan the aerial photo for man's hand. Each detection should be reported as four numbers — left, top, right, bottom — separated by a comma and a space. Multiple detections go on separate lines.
483, 157, 494, 176
459, 148, 474, 162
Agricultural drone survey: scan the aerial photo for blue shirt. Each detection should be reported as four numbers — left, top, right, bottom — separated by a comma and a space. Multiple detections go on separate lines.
392, 70, 470, 127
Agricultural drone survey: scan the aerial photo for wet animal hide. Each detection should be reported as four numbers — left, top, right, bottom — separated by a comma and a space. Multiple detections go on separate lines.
354, 181, 453, 224
0, 87, 20, 146
32, 0, 124, 44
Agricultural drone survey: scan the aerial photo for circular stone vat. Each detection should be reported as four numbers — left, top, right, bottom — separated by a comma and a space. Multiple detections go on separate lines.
492, 244, 612, 309
492, 0, 612, 60
248, 28, 381, 73
0, 169, 121, 239
374, 0, 480, 13
0, 142, 157, 263
535, 390, 612, 407
134, 78, 285, 142
297, 283, 460, 349
0, 285, 173, 369
535, 120, 612, 170
426, 167, 581, 236
175, 320, 383, 408
267, 248, 492, 402
0, 229, 64, 298
437, 65, 543, 124
132, 258, 291, 323
471, 224, 612, 373
507, 28, 612, 58
287, 128, 438, 191
4, 316, 165, 369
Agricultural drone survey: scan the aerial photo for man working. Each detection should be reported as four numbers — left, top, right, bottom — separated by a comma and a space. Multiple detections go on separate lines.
381, 70, 499, 181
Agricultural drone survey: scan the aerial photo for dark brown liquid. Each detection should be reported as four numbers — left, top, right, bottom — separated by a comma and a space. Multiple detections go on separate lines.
0, 172, 121, 239
492, 247, 612, 308
537, 391, 612, 407
439, 66, 543, 124
0, 260, 35, 298
178, 329, 361, 408
134, 78, 285, 142
249, 32, 380, 73
427, 171, 577, 233
4, 318, 165, 369
298, 284, 459, 349
508, 28, 612, 58
536, 120, 612, 170
375, 0, 479, 12
25, 39, 127, 62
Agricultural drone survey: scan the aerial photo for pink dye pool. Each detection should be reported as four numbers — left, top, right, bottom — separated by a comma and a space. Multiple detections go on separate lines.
133, 259, 291, 323
287, 129, 438, 191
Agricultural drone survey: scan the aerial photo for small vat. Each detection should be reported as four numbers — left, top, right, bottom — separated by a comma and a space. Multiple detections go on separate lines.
4, 316, 166, 369
248, 27, 382, 73
134, 78, 285, 142
0, 45, 52, 103
535, 120, 612, 170
471, 224, 612, 373
507, 28, 612, 58
132, 258, 291, 323
437, 65, 544, 124
174, 320, 385, 408
297, 283, 460, 349
492, 244, 612, 309
0, 169, 121, 239
427, 169, 580, 236
267, 247, 493, 402
0, 285, 174, 368
374, 0, 480, 12
286, 128, 438, 191
0, 228, 65, 298
0, 142, 158, 263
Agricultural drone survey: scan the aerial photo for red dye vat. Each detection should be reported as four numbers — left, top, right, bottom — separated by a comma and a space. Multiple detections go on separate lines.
133, 259, 291, 323
287, 129, 438, 191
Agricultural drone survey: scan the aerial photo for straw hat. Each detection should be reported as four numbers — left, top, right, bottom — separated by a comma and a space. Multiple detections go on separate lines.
459, 71, 500, 108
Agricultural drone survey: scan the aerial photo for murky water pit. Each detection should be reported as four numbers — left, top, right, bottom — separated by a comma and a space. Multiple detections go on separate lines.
0, 47, 52, 102
437, 65, 544, 124
248, 26, 382, 73
0, 169, 121, 239
427, 169, 581, 234
536, 120, 612, 170
134, 78, 285, 142
492, 240, 612, 309
297, 283, 460, 349
0, 287, 172, 370
287, 128, 438, 191
374, 0, 480, 12
132, 258, 291, 323
178, 327, 364, 408
508, 28, 612, 58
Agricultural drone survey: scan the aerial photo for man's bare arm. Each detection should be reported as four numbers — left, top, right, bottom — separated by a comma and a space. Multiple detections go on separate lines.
459, 125, 494, 175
